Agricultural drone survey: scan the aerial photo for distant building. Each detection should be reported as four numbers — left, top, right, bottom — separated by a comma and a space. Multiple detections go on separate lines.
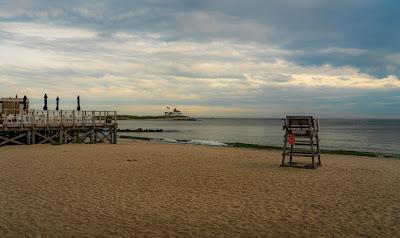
164, 107, 185, 117
0, 95, 29, 115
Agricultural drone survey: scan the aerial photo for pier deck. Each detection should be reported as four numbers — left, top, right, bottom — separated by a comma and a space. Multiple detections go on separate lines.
0, 110, 117, 146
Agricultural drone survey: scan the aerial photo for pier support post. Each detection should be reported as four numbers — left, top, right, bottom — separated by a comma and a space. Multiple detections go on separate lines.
74, 131, 78, 143
64, 130, 68, 144
113, 127, 117, 144
27, 131, 31, 145
90, 129, 95, 143
32, 131, 36, 144
59, 130, 63, 144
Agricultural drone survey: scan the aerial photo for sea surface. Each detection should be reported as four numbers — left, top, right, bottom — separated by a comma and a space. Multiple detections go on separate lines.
118, 118, 400, 157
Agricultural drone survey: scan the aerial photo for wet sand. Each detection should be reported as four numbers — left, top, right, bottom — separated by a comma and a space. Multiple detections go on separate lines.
0, 141, 399, 237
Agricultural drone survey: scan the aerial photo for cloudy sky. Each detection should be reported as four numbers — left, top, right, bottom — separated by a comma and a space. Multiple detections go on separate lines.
0, 0, 399, 118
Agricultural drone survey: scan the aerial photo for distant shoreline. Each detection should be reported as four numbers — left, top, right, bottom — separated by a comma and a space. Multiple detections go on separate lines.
117, 116, 400, 120
117, 115, 197, 121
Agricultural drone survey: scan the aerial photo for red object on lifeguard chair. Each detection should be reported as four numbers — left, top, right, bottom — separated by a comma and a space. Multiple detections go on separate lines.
288, 133, 296, 145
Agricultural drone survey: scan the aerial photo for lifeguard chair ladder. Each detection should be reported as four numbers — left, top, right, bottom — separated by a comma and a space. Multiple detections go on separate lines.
281, 116, 321, 169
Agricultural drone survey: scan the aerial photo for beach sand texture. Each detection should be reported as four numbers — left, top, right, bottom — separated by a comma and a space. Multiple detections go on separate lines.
0, 141, 399, 237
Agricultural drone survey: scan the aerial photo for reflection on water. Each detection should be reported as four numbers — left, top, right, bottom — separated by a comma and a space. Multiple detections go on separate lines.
118, 118, 400, 155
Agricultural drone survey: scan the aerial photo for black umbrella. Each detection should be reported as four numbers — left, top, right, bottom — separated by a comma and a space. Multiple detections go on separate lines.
43, 94, 48, 110
23, 95, 27, 110
77, 95, 81, 111
56, 96, 59, 110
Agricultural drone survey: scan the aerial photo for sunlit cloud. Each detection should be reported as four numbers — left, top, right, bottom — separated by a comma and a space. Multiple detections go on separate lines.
0, 22, 96, 39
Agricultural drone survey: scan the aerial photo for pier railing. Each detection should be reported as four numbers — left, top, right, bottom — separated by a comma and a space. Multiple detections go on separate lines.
0, 109, 117, 129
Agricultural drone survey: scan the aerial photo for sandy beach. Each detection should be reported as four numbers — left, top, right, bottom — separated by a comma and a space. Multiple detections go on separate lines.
0, 141, 399, 237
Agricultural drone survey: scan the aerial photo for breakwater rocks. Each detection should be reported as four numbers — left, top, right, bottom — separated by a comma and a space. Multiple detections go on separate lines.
117, 128, 163, 133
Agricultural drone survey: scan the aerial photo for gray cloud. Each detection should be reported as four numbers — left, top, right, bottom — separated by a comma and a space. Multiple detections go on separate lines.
0, 0, 399, 117
2, 0, 399, 77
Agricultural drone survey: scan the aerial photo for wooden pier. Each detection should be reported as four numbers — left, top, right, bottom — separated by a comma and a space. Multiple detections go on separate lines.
0, 110, 118, 146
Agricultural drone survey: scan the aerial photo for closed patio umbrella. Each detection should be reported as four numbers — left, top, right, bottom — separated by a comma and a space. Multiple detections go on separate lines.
77, 95, 81, 111
56, 97, 59, 110
23, 95, 27, 110
43, 94, 48, 110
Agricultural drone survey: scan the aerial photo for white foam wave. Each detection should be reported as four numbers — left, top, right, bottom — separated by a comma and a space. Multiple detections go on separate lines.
181, 140, 227, 146
150, 138, 178, 143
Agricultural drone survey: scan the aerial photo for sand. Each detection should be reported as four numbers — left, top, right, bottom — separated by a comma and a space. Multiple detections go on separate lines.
0, 140, 399, 237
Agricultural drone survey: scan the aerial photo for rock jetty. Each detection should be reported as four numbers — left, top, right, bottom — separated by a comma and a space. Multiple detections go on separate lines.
117, 128, 163, 133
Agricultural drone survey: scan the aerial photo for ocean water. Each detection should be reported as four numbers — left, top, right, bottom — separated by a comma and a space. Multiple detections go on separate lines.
118, 118, 400, 156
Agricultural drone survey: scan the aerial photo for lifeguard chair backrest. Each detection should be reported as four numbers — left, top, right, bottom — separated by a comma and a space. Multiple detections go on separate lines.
286, 116, 314, 128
